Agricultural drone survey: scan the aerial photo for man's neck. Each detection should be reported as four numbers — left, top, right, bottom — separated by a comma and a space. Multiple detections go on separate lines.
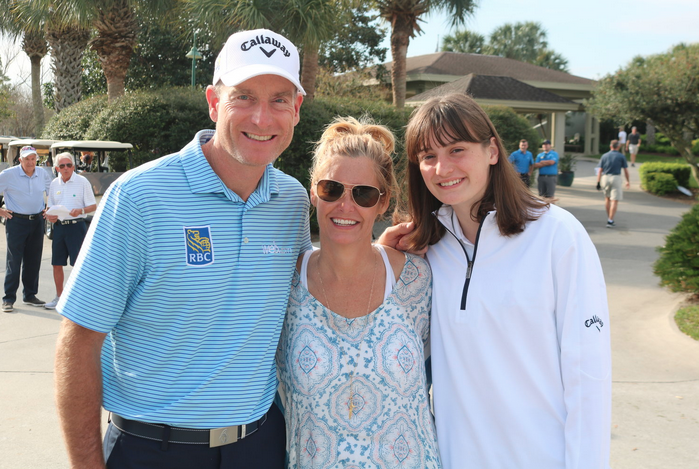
201, 139, 266, 202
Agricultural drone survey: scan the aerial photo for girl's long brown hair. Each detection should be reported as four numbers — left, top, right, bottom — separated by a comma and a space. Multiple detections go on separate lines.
400, 94, 548, 251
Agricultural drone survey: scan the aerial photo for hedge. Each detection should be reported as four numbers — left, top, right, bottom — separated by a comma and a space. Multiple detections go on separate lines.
644, 172, 678, 195
41, 90, 539, 190
42, 95, 108, 141
639, 162, 691, 193
654, 203, 699, 295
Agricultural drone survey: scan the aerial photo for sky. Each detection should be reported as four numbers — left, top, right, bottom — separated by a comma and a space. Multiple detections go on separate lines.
2, 0, 698, 88
385, 0, 699, 79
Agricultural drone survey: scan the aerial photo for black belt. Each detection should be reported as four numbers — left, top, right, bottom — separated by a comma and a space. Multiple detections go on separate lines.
12, 212, 43, 220
539, 174, 557, 177
110, 412, 267, 447
59, 219, 85, 225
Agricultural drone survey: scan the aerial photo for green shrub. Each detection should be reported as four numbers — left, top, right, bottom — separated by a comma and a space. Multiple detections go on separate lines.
639, 162, 691, 190
84, 88, 210, 171
481, 105, 540, 155
42, 95, 108, 140
644, 172, 677, 195
654, 204, 699, 295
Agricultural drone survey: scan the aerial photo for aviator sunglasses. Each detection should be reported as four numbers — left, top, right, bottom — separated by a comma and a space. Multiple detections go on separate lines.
316, 179, 384, 208
58, 163, 73, 169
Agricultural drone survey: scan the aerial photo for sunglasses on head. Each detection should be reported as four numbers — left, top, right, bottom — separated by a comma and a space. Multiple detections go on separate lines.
316, 179, 384, 208
58, 163, 73, 169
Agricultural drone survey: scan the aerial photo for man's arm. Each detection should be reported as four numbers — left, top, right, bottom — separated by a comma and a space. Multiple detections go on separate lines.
533, 159, 555, 169
55, 319, 108, 469
623, 167, 630, 188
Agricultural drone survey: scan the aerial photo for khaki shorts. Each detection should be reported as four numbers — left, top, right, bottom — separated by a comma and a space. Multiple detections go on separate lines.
602, 174, 623, 200
628, 143, 640, 155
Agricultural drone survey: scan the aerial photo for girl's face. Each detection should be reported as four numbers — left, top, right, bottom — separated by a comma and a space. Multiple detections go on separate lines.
311, 155, 388, 246
417, 136, 498, 215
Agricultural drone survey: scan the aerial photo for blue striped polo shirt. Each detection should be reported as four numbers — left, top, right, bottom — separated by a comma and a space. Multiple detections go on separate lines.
58, 130, 311, 428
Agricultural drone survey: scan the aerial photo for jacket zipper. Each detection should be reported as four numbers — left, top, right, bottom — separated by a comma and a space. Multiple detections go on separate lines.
435, 211, 488, 310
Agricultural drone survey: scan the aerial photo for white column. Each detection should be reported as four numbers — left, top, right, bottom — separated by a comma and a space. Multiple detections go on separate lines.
552, 112, 566, 155
584, 112, 593, 155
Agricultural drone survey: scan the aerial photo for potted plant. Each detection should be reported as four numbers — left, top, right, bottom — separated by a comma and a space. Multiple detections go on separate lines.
557, 153, 577, 187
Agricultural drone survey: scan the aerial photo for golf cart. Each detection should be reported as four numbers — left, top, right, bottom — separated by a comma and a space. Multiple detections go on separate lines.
0, 136, 18, 170
44, 140, 133, 238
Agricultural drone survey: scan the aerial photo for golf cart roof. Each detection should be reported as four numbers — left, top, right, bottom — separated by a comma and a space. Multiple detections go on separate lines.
51, 140, 133, 151
8, 139, 59, 149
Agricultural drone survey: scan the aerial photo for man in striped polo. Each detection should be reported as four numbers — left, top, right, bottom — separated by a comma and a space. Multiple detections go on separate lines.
54, 29, 310, 469
43, 152, 96, 310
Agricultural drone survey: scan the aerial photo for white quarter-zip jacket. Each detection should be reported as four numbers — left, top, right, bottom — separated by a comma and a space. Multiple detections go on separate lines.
429, 204, 611, 469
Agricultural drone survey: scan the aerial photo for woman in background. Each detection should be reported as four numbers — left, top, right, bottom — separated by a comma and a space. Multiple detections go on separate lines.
277, 117, 440, 469
401, 94, 611, 469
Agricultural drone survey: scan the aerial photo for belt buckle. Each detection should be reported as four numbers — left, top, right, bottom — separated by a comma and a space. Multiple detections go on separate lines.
28, 215, 36, 220
209, 424, 244, 447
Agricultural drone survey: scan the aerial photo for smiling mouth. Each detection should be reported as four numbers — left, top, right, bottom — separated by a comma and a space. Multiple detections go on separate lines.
331, 218, 358, 226
244, 132, 274, 142
439, 178, 463, 187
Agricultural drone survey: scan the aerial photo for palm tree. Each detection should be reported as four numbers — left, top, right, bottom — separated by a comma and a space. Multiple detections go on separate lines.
374, 0, 477, 108
19, 0, 176, 104
0, 1, 48, 133
45, 20, 91, 111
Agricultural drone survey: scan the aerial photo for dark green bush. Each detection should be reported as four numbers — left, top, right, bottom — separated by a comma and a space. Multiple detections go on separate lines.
644, 172, 678, 195
639, 162, 691, 191
42, 95, 108, 140
654, 203, 699, 295
482, 105, 540, 155
84, 88, 210, 171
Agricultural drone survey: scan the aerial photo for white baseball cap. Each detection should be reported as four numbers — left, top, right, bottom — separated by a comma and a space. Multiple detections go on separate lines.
19, 146, 38, 159
213, 29, 305, 95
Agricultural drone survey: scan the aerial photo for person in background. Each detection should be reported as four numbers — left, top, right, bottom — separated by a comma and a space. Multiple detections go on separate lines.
626, 126, 641, 167
533, 139, 559, 199
618, 126, 627, 156
398, 93, 611, 469
53, 29, 309, 469
508, 139, 534, 187
277, 117, 440, 468
0, 146, 52, 312
43, 152, 96, 310
596, 140, 630, 228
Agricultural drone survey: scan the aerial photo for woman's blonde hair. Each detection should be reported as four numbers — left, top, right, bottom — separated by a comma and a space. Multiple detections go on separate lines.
310, 116, 399, 206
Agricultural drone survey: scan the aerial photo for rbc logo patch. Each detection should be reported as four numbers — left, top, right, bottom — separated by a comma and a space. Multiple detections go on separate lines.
184, 226, 214, 266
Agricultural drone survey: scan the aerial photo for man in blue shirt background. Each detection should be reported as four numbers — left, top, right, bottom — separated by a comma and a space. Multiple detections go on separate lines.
533, 139, 559, 199
508, 139, 534, 187
0, 146, 52, 312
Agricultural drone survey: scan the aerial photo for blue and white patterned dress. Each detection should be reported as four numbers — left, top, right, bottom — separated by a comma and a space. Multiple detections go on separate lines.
277, 249, 440, 469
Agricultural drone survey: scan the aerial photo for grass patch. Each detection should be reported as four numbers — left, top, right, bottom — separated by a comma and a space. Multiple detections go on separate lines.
588, 153, 698, 188
675, 304, 699, 341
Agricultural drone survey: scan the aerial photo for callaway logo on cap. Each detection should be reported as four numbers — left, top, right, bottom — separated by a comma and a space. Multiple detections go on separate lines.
213, 28, 305, 95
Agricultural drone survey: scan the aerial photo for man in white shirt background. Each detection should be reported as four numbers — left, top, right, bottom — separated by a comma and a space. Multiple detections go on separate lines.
44, 152, 96, 309
617, 126, 627, 156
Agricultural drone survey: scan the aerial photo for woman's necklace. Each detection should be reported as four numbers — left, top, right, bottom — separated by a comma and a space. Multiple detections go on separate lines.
316, 247, 379, 419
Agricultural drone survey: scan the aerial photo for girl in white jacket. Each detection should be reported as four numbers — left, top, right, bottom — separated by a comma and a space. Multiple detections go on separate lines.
401, 94, 612, 469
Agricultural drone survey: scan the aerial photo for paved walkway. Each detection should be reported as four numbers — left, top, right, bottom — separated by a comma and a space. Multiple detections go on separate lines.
1, 158, 698, 468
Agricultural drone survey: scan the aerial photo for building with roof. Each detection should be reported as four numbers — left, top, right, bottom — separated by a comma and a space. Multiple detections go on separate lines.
377, 52, 600, 155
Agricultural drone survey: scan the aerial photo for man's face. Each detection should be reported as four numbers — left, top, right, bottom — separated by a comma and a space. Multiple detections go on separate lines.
56, 156, 75, 181
542, 143, 551, 152
20, 153, 38, 174
519, 141, 528, 152
206, 74, 303, 169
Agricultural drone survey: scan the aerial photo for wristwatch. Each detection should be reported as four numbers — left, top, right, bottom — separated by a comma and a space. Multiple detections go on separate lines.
81, 208, 85, 215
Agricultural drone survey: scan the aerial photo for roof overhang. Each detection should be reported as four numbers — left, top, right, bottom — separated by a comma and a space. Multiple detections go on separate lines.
408, 98, 582, 113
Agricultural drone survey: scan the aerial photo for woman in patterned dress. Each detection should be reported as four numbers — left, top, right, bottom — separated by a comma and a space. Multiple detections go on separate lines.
276, 117, 441, 469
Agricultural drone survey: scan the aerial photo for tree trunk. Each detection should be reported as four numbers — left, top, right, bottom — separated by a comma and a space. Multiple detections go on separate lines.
300, 45, 319, 104
390, 17, 411, 108
46, 25, 91, 112
22, 31, 48, 136
29, 55, 44, 136
90, 0, 138, 103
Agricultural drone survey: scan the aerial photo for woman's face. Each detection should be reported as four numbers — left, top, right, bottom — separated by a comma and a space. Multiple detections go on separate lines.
417, 136, 498, 215
311, 155, 388, 246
